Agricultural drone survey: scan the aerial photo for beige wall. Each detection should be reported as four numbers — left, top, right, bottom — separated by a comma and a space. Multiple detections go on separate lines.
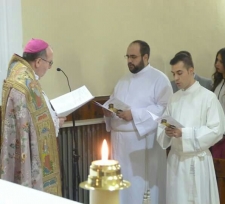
21, 0, 225, 99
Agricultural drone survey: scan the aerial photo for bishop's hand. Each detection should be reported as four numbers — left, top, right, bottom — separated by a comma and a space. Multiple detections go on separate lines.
59, 117, 67, 128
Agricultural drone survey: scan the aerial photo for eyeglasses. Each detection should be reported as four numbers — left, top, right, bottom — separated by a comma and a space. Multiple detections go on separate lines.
40, 58, 53, 66
124, 55, 142, 60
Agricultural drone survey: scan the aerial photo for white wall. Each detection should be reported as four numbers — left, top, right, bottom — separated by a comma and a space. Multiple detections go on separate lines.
0, 0, 23, 105
19, 0, 225, 99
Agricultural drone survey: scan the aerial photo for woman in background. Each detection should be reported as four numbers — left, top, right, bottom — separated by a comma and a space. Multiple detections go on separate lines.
211, 48, 225, 159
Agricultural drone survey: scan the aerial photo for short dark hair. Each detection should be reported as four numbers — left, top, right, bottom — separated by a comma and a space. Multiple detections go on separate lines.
175, 50, 192, 58
170, 53, 194, 69
131, 40, 150, 59
22, 49, 47, 62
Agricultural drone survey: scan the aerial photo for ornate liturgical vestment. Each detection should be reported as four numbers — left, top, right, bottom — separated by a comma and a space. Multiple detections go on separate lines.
0, 54, 62, 196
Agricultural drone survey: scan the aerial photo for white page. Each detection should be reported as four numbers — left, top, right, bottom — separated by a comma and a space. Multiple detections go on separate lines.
50, 85, 94, 117
147, 111, 184, 128
0, 179, 82, 204
103, 97, 130, 111
93, 101, 115, 113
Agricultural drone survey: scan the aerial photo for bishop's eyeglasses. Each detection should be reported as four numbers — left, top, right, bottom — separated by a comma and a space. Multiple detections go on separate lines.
40, 58, 53, 66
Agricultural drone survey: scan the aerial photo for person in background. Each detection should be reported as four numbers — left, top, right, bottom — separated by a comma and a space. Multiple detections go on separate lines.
103, 40, 173, 204
211, 47, 225, 159
157, 53, 224, 204
171, 51, 212, 93
0, 38, 66, 196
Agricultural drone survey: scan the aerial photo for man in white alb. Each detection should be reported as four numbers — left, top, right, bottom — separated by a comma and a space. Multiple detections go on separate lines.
157, 53, 224, 204
103, 40, 173, 204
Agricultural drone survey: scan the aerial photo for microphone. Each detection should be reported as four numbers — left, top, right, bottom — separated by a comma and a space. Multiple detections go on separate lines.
57, 67, 71, 92
57, 67, 80, 198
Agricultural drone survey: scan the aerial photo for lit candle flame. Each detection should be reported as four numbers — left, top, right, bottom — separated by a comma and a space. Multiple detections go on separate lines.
101, 139, 108, 161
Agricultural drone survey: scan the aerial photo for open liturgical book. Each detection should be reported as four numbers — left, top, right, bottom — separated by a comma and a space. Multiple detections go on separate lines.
147, 111, 184, 128
94, 97, 130, 113
50, 85, 94, 117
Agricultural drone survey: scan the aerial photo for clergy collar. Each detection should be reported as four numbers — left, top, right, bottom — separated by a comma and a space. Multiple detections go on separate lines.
33, 70, 40, 80
181, 81, 200, 95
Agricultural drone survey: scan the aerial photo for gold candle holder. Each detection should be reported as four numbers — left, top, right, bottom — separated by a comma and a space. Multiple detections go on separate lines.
80, 140, 130, 204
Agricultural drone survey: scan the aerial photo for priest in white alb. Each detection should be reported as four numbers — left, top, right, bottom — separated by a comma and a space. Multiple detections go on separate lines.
103, 40, 173, 204
157, 53, 225, 204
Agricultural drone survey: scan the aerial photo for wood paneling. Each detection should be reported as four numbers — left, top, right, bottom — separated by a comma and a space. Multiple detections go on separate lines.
66, 96, 109, 121
214, 158, 225, 204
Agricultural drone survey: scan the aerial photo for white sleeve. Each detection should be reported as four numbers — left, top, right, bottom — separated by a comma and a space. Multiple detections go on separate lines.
157, 106, 172, 149
104, 116, 112, 132
182, 97, 225, 153
132, 77, 173, 137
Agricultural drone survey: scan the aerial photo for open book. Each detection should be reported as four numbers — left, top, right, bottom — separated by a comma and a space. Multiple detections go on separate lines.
50, 85, 94, 117
93, 97, 130, 113
147, 111, 184, 128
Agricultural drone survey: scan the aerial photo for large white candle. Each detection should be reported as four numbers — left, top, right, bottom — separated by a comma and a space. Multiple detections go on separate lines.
92, 139, 117, 166
90, 190, 119, 204
80, 139, 130, 204
90, 139, 120, 204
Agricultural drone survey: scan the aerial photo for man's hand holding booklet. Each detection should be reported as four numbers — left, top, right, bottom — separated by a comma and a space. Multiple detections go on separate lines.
93, 97, 130, 115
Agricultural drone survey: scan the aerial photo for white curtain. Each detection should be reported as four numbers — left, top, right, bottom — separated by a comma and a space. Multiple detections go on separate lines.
0, 0, 23, 105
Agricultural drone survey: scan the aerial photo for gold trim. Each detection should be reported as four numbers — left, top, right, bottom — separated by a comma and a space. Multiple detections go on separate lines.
1, 55, 62, 196
80, 161, 130, 191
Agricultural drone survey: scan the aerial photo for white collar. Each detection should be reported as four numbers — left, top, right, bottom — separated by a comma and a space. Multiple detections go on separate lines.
33, 71, 39, 80
181, 81, 199, 95
132, 63, 151, 76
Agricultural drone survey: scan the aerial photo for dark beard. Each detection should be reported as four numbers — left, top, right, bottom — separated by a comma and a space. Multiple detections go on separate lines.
128, 59, 145, 74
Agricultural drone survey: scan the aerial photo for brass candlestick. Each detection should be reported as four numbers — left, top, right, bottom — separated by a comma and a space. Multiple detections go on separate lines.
80, 160, 130, 191
80, 140, 130, 204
